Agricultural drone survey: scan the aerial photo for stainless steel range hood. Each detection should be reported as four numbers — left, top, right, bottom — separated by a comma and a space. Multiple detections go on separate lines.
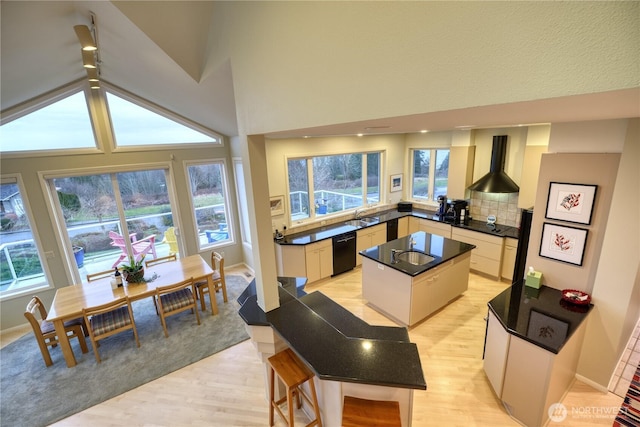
468, 135, 519, 193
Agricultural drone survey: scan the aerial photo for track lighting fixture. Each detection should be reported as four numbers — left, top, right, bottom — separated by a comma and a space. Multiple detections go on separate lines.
73, 25, 97, 51
75, 13, 101, 89
81, 49, 97, 69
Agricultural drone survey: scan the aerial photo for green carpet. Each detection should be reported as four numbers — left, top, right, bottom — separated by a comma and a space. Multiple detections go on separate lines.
0, 275, 250, 427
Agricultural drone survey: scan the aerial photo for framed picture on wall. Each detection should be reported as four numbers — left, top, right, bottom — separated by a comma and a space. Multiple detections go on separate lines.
390, 174, 403, 192
270, 195, 285, 216
545, 182, 597, 225
539, 222, 588, 266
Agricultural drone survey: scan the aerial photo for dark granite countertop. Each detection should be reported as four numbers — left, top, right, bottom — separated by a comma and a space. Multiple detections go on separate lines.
276, 208, 520, 246
487, 280, 593, 354
237, 277, 426, 390
359, 231, 476, 277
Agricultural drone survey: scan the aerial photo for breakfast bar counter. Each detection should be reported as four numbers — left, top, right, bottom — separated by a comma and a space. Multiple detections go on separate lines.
238, 277, 426, 426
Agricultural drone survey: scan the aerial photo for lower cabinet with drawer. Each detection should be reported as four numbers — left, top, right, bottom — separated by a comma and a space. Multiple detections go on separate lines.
451, 228, 504, 280
356, 224, 387, 266
418, 219, 451, 238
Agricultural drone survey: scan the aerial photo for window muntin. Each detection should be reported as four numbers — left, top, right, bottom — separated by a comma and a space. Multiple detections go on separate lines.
0, 91, 96, 152
49, 168, 176, 283
0, 177, 49, 298
288, 152, 381, 223
106, 91, 220, 147
411, 149, 449, 202
186, 161, 233, 250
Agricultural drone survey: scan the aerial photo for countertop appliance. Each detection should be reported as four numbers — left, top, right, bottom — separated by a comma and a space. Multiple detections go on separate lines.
445, 199, 468, 224
398, 201, 413, 212
332, 231, 356, 276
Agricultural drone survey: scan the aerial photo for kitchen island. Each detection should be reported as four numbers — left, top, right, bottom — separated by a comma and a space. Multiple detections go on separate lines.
237, 277, 426, 426
360, 231, 476, 327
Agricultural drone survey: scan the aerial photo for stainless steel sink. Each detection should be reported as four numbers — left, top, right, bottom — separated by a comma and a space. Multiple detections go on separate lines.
395, 250, 435, 265
344, 219, 376, 227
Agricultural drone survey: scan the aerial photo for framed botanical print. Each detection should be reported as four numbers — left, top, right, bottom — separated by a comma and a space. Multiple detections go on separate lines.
545, 182, 597, 225
539, 222, 588, 266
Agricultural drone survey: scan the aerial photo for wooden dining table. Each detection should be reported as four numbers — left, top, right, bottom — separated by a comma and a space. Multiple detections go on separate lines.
46, 254, 217, 368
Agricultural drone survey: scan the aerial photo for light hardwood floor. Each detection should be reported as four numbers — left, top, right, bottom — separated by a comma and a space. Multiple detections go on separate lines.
3, 266, 623, 426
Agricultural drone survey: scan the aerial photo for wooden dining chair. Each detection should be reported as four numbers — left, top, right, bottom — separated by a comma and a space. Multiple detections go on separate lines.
145, 254, 177, 268
195, 251, 228, 313
86, 269, 115, 282
82, 297, 140, 363
24, 296, 88, 367
156, 277, 200, 338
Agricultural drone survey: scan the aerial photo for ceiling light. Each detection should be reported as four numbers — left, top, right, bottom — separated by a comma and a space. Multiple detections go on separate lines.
90, 81, 100, 90
86, 68, 99, 82
74, 25, 97, 51
82, 50, 96, 69
420, 130, 428, 133
357, 133, 363, 137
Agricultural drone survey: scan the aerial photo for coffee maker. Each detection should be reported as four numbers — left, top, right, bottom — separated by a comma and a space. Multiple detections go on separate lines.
446, 199, 469, 225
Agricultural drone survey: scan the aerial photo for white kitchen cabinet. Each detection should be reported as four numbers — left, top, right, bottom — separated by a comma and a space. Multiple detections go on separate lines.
362, 252, 471, 327
451, 228, 504, 279
483, 311, 510, 398
447, 145, 476, 200
275, 243, 306, 277
501, 238, 518, 282
356, 224, 387, 266
417, 219, 451, 238
397, 216, 409, 238
408, 216, 420, 234
305, 239, 333, 283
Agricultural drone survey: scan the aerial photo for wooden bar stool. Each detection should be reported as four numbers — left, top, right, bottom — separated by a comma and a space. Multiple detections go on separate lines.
268, 348, 322, 427
342, 396, 401, 427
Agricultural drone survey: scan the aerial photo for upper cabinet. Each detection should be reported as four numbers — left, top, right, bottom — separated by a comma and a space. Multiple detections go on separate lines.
447, 146, 476, 200
517, 145, 547, 209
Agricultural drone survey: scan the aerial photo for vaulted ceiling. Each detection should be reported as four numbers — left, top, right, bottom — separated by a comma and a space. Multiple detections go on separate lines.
1, 1, 239, 137
2, 1, 638, 141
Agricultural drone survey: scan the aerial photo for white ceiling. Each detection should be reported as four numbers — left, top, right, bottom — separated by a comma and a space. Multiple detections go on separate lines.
1, 1, 238, 137
1, 1, 638, 140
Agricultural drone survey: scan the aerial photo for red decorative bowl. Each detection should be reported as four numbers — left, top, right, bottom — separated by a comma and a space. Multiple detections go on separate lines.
561, 289, 591, 305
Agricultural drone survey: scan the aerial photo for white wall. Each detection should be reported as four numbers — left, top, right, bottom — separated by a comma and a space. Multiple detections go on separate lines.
214, 1, 639, 135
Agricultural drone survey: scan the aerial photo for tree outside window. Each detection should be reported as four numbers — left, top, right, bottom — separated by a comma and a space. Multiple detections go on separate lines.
411, 149, 449, 202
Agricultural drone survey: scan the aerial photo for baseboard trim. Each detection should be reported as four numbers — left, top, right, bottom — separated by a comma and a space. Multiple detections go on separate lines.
575, 373, 609, 393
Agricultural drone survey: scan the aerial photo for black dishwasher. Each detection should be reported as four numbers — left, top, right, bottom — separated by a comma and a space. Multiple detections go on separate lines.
332, 231, 356, 276
387, 218, 398, 241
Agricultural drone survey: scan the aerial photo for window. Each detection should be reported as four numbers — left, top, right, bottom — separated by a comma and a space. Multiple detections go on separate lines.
411, 149, 449, 202
0, 90, 97, 153
288, 152, 381, 223
47, 168, 178, 283
0, 177, 49, 298
106, 90, 221, 148
186, 161, 232, 250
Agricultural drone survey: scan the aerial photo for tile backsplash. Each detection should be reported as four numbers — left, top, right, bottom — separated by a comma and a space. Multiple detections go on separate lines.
469, 191, 520, 227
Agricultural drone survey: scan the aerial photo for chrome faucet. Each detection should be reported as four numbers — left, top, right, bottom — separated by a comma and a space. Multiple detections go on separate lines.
409, 237, 416, 249
391, 249, 402, 263
354, 207, 366, 219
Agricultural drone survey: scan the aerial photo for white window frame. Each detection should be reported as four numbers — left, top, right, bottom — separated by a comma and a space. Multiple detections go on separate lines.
184, 159, 234, 252
409, 148, 450, 204
286, 151, 383, 225
38, 162, 179, 285
0, 174, 54, 301
104, 83, 223, 153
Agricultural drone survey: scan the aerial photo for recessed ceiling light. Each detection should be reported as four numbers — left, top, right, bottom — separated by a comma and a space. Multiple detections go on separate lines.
357, 133, 363, 137
420, 130, 428, 133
